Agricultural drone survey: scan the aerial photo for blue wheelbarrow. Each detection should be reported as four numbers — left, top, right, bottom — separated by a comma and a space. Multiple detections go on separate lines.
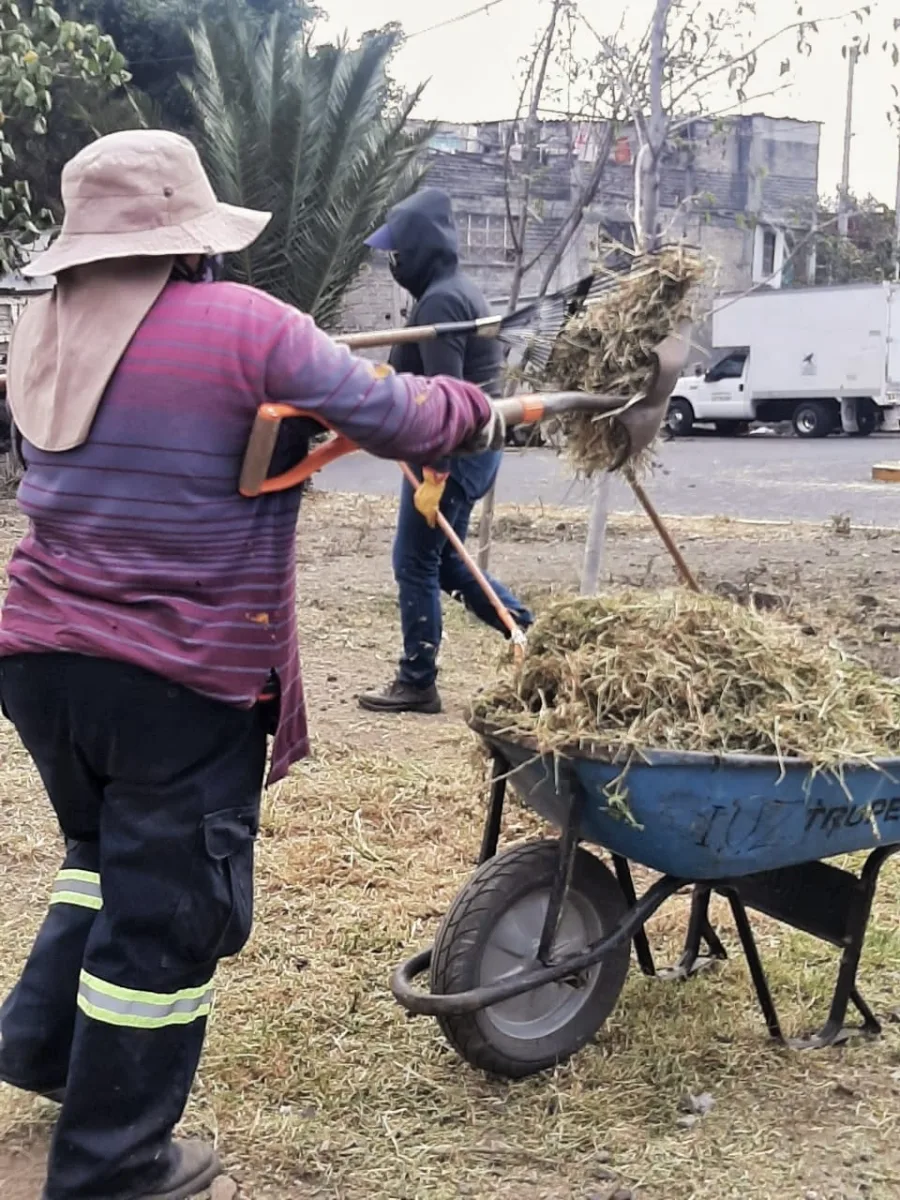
391, 720, 900, 1079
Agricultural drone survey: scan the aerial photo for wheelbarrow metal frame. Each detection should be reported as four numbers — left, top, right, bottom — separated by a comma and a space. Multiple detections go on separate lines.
390, 743, 900, 1049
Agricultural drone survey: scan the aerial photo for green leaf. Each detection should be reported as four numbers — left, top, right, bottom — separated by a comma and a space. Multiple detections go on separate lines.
187, 0, 430, 326
12, 76, 38, 107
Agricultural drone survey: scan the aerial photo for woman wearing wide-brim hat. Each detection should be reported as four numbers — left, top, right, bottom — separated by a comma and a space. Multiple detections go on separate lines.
0, 129, 501, 1200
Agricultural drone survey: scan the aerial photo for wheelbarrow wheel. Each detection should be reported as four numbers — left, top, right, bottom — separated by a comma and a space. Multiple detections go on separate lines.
431, 840, 630, 1079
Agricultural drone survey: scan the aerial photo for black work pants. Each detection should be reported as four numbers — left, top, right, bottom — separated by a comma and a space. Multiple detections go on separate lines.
0, 654, 269, 1199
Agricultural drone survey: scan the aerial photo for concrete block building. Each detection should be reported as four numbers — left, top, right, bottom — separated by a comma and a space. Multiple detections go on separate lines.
340, 113, 820, 337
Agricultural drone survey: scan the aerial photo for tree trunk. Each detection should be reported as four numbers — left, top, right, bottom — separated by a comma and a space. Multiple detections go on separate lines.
641, 0, 672, 250
579, 474, 611, 595
479, 0, 563, 570
838, 41, 859, 239
536, 124, 616, 297
503, 0, 563, 316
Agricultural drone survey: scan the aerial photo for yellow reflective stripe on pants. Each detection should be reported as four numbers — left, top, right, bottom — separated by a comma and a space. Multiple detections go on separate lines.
49, 869, 102, 912
76, 970, 214, 1030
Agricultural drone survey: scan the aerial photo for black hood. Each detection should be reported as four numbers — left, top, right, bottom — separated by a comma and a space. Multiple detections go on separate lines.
383, 187, 459, 299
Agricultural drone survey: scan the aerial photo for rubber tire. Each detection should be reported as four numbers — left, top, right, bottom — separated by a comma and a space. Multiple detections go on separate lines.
849, 400, 878, 438
665, 398, 694, 437
431, 841, 631, 1079
792, 401, 834, 439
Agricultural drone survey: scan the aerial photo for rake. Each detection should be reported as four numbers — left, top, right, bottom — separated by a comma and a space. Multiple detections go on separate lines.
337, 265, 658, 374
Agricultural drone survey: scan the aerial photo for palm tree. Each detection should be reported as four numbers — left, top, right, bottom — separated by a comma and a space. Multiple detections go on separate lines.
185, 2, 432, 328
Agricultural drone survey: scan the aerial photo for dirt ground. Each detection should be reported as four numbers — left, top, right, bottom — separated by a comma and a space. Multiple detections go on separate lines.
2, 490, 900, 1200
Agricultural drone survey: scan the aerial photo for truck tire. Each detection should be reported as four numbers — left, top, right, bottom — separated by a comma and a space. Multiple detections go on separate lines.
666, 398, 694, 437
792, 401, 834, 439
849, 399, 878, 438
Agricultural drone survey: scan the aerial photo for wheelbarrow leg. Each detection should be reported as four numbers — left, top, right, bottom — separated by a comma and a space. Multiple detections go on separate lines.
478, 754, 508, 865
537, 779, 586, 963
612, 856, 657, 976
657, 886, 729, 982
725, 890, 785, 1042
788, 844, 899, 1049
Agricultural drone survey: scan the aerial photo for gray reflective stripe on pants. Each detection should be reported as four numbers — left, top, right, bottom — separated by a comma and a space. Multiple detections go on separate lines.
77, 971, 214, 1030
50, 870, 102, 911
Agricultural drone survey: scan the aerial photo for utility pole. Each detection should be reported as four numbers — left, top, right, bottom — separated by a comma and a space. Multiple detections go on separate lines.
838, 39, 859, 238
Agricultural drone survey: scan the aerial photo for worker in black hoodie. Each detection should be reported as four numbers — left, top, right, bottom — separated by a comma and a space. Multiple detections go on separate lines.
359, 188, 532, 714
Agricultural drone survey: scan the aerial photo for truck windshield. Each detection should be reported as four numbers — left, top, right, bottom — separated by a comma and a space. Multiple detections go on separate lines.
708, 354, 746, 380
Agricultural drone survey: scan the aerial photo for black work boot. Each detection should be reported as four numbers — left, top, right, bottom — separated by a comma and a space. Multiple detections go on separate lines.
132, 1139, 221, 1200
0, 1036, 65, 1104
0, 1073, 64, 1104
358, 679, 442, 714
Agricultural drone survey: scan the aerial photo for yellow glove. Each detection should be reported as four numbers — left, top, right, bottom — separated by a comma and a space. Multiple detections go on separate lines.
414, 467, 449, 528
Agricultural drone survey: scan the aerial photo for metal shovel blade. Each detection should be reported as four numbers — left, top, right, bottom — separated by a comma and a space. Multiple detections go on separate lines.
495, 322, 692, 468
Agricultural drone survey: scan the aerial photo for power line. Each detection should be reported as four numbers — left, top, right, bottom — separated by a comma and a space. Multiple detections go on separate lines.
407, 0, 511, 41
102, 0, 513, 66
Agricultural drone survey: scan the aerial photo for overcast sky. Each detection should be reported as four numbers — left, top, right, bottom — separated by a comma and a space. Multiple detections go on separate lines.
317, 0, 900, 207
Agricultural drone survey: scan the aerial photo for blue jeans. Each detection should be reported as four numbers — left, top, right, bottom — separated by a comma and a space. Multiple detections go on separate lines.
392, 476, 533, 689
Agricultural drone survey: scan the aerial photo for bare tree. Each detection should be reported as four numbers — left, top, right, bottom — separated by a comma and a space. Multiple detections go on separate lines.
580, 1, 883, 593
478, 1, 629, 569
480, 1, 888, 575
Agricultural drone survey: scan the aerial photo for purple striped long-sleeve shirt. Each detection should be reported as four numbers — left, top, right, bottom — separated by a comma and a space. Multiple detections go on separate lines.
0, 281, 492, 782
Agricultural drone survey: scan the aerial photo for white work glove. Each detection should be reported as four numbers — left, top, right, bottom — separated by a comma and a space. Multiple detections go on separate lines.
457, 407, 506, 455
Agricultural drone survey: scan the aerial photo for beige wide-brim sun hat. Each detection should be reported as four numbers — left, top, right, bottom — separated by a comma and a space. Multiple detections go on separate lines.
23, 128, 271, 278
9, 129, 273, 454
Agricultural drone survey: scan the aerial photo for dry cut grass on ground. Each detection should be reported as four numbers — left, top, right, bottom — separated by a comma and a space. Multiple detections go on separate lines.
1, 492, 900, 1200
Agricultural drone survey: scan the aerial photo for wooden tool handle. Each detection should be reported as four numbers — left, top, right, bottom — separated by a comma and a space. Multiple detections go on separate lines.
337, 316, 501, 351
627, 474, 700, 592
338, 327, 440, 350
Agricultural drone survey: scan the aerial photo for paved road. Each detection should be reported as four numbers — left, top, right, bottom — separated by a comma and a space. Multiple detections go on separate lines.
321, 433, 900, 527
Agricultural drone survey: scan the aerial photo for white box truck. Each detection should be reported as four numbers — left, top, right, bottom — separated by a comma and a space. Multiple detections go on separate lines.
666, 283, 900, 439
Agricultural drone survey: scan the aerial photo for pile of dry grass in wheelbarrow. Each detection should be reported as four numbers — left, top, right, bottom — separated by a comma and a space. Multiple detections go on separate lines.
537, 245, 706, 475
472, 590, 900, 772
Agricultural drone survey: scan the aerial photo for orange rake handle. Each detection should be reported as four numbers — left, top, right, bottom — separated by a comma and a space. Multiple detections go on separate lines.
398, 462, 526, 658
238, 408, 527, 656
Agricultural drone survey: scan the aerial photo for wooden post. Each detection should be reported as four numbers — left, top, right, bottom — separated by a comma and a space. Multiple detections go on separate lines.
580, 472, 611, 594
477, 485, 496, 570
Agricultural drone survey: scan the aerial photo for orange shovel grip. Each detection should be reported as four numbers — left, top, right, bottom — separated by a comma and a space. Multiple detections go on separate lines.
238, 405, 360, 498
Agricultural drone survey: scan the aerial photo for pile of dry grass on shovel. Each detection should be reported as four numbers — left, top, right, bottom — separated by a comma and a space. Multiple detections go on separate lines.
541, 245, 706, 475
472, 591, 900, 774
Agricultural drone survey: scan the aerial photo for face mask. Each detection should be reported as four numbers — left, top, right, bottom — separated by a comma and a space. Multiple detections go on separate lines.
388, 251, 407, 288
